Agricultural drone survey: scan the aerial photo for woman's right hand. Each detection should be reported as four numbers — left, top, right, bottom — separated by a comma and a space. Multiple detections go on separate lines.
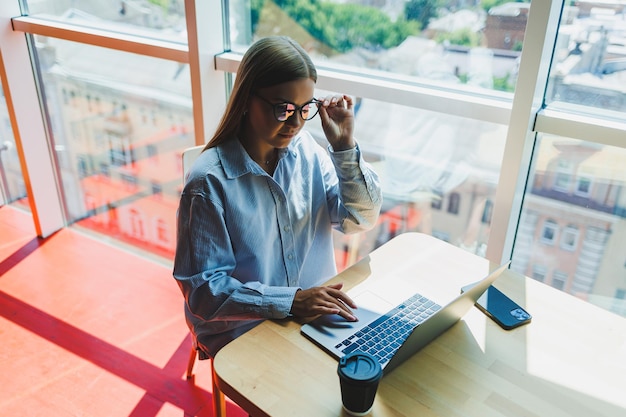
290, 283, 358, 321
317, 94, 356, 152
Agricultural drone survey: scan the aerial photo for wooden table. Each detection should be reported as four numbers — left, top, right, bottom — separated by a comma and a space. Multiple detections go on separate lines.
213, 233, 626, 417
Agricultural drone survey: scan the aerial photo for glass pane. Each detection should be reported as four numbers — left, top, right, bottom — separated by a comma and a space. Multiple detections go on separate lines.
33, 36, 194, 260
512, 134, 626, 318
305, 92, 507, 270
23, 0, 187, 43
546, 2, 626, 119
229, 0, 531, 95
0, 82, 29, 209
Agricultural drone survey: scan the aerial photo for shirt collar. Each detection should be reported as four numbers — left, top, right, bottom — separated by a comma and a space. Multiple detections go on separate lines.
217, 135, 299, 179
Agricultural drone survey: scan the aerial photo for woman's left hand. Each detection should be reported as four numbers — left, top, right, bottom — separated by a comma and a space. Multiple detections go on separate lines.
317, 94, 356, 151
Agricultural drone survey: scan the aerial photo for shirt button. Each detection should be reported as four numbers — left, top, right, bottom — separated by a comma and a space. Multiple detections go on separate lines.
287, 254, 293, 260
284, 225, 290, 232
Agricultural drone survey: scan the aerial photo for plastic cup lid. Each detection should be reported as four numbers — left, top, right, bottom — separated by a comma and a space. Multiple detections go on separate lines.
338, 351, 382, 383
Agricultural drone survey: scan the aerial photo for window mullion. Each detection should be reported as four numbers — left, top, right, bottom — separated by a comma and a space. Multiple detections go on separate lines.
486, 0, 565, 264
215, 52, 512, 125
535, 109, 626, 148
1, 2, 65, 237
185, 0, 227, 146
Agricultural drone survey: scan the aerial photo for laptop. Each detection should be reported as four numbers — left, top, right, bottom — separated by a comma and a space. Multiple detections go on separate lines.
301, 261, 510, 375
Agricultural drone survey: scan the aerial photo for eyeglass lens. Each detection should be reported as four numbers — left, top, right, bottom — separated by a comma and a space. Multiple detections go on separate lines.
274, 101, 318, 121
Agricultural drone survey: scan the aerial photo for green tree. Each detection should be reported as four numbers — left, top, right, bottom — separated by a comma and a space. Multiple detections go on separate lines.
265, 0, 419, 52
404, 0, 438, 30
480, 0, 530, 12
493, 73, 515, 92
251, 0, 266, 33
147, 0, 170, 10
436, 27, 481, 47
320, 3, 418, 52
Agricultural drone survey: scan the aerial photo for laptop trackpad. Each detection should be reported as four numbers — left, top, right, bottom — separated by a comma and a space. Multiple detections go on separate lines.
352, 290, 395, 315
300, 291, 394, 357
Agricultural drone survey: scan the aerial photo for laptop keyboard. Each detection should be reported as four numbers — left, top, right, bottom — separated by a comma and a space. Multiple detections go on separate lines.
335, 293, 442, 366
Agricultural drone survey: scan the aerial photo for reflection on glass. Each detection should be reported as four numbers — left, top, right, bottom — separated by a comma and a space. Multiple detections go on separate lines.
305, 93, 506, 269
34, 37, 193, 259
0, 84, 28, 209
230, 0, 531, 94
24, 0, 187, 43
512, 135, 626, 317
546, 2, 626, 116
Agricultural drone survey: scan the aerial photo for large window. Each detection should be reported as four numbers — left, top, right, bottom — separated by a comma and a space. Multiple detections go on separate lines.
33, 37, 194, 258
545, 2, 626, 116
530, 0, 626, 315
229, 0, 526, 96
23, 0, 187, 43
512, 135, 626, 316
3, 1, 626, 318
306, 94, 506, 262
0, 84, 27, 207
226, 1, 515, 265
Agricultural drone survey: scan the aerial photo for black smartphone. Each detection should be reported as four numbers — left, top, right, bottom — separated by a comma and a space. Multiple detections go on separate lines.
462, 284, 531, 330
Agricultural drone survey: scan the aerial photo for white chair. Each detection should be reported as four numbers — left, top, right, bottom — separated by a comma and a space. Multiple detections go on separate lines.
182, 144, 204, 182
181, 144, 226, 417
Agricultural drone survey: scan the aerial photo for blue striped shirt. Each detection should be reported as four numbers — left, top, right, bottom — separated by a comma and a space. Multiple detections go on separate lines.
173, 131, 382, 357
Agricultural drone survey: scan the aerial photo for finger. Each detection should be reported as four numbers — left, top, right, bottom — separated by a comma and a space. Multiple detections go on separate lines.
317, 103, 331, 125
333, 301, 357, 321
343, 94, 353, 110
325, 286, 356, 309
322, 292, 357, 320
317, 298, 356, 321
337, 292, 357, 309
320, 95, 343, 107
317, 305, 356, 321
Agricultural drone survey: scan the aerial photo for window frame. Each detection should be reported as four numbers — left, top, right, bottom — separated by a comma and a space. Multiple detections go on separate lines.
447, 192, 461, 215
553, 160, 573, 193
560, 225, 580, 251
552, 270, 569, 291
540, 219, 559, 246
574, 175, 593, 198
531, 265, 547, 282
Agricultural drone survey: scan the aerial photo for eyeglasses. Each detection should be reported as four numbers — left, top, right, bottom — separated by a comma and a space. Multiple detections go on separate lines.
255, 94, 320, 122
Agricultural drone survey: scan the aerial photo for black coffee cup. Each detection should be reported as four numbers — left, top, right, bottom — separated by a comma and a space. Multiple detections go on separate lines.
337, 351, 383, 416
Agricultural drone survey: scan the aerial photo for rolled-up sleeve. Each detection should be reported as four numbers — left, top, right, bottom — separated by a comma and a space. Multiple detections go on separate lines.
327, 144, 382, 234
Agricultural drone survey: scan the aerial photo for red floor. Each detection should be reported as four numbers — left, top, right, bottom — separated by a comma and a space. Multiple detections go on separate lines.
0, 205, 246, 417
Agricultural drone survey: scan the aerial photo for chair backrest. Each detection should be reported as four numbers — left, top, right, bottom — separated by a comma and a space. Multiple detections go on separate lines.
181, 145, 204, 183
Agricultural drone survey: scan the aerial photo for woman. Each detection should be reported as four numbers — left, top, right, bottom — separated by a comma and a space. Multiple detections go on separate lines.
173, 36, 382, 359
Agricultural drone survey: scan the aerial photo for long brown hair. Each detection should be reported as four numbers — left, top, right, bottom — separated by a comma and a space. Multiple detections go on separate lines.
204, 36, 317, 150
